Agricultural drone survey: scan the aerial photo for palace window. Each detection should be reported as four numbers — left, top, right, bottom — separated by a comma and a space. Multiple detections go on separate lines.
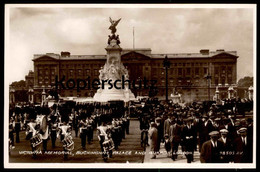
78, 69, 82, 76
178, 68, 182, 76
227, 67, 232, 75
170, 79, 174, 86
215, 77, 219, 85
215, 67, 219, 76
221, 66, 226, 73
221, 78, 225, 85
195, 68, 199, 75
86, 69, 90, 75
186, 68, 191, 75
69, 69, 74, 76
94, 69, 98, 75
204, 68, 208, 75
228, 77, 232, 84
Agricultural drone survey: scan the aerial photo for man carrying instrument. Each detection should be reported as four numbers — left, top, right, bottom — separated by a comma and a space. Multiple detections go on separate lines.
97, 121, 113, 160
26, 117, 40, 158
58, 121, 73, 160
58, 121, 72, 142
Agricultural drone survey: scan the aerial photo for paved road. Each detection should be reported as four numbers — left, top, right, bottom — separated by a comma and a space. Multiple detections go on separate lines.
144, 143, 200, 163
9, 120, 144, 163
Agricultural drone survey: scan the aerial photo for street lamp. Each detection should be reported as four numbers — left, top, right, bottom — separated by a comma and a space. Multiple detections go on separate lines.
205, 75, 212, 101
163, 55, 171, 102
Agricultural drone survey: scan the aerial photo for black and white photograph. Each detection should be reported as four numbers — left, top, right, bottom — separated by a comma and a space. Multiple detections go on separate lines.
4, 4, 256, 168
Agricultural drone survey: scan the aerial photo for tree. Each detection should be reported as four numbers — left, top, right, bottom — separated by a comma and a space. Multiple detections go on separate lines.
10, 80, 26, 88
237, 76, 253, 87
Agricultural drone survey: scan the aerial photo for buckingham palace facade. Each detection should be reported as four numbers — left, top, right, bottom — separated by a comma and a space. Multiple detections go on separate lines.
29, 49, 238, 103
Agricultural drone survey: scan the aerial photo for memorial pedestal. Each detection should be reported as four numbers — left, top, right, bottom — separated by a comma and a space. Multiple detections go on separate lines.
93, 35, 135, 102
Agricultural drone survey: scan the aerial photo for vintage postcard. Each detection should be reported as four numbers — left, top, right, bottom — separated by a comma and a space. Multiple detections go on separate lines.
4, 4, 256, 168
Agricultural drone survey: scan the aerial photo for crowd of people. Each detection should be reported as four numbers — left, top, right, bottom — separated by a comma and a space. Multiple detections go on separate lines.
132, 98, 253, 163
8, 97, 253, 163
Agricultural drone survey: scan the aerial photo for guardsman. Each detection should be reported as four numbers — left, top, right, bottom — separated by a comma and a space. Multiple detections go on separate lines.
41, 123, 49, 153
118, 118, 124, 143
50, 114, 58, 148
68, 113, 73, 129
26, 118, 37, 140
125, 114, 130, 134
79, 119, 87, 149
73, 111, 79, 137
58, 121, 72, 142
9, 118, 15, 148
233, 128, 253, 163
111, 118, 119, 150
200, 131, 224, 163
86, 116, 94, 144
97, 121, 110, 159
14, 110, 21, 143
182, 117, 196, 163
121, 117, 127, 139
26, 117, 39, 158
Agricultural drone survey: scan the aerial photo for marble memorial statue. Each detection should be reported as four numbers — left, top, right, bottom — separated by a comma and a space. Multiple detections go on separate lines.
93, 18, 135, 102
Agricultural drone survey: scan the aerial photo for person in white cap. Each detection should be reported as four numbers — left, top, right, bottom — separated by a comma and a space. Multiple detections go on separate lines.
200, 131, 224, 163
218, 129, 233, 163
233, 127, 253, 163
149, 122, 158, 159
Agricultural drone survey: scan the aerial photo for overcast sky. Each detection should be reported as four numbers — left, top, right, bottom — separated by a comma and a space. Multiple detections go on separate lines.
6, 6, 254, 84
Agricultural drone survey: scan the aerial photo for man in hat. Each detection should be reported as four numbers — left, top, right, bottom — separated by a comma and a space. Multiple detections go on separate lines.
232, 120, 241, 140
200, 131, 224, 163
233, 128, 253, 163
198, 115, 213, 152
155, 116, 163, 153
163, 114, 172, 136
213, 117, 221, 131
182, 117, 196, 163
164, 133, 171, 157
169, 117, 182, 160
140, 116, 150, 147
149, 122, 159, 159
218, 129, 233, 163
247, 118, 253, 141
219, 117, 234, 140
